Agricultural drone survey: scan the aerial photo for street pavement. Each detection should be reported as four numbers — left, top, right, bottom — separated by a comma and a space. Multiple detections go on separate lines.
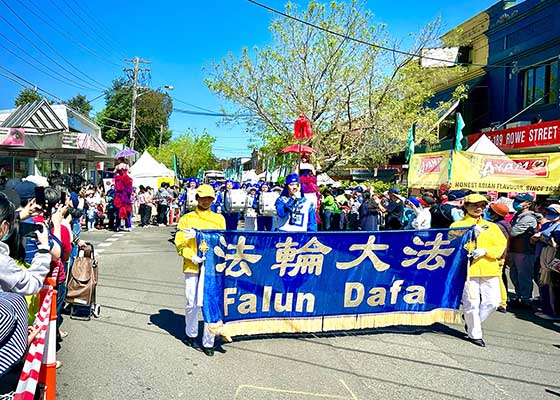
57, 226, 560, 400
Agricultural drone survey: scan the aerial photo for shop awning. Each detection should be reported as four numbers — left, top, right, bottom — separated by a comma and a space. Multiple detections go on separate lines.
0, 99, 65, 134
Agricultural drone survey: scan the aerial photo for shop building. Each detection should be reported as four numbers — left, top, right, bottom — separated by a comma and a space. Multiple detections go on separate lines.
0, 99, 120, 182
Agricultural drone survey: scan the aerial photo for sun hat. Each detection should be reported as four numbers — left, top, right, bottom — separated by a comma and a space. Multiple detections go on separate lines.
464, 193, 489, 204
489, 202, 510, 217
195, 184, 215, 199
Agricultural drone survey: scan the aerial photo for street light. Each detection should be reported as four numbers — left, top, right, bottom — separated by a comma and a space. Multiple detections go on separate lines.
129, 85, 173, 151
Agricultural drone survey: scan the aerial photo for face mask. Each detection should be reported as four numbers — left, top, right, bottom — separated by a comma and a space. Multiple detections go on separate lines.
1, 225, 13, 242
513, 201, 524, 212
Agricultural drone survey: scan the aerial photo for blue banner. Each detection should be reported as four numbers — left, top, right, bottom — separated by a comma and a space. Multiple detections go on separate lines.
198, 229, 471, 337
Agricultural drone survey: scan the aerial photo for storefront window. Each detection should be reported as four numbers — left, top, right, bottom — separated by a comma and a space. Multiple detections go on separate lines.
0, 157, 12, 182
523, 61, 559, 107
13, 158, 30, 179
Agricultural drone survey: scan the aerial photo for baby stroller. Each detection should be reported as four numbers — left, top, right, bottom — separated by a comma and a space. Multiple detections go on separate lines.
66, 243, 100, 320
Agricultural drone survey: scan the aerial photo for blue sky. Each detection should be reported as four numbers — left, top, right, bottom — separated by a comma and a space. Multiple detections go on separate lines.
0, 0, 498, 158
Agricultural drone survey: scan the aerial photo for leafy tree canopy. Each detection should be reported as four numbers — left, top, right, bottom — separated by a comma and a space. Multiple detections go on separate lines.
147, 129, 218, 178
67, 94, 92, 117
206, 0, 466, 171
14, 88, 42, 107
96, 78, 173, 151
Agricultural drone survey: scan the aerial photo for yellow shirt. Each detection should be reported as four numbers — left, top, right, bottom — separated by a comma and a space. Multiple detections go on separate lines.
450, 215, 507, 278
175, 208, 226, 274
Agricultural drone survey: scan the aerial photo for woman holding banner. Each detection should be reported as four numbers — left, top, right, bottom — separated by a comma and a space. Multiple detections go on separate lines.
450, 193, 507, 347
275, 174, 317, 232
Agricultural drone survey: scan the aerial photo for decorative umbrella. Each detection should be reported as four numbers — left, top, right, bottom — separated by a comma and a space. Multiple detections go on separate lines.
115, 149, 138, 158
280, 144, 315, 154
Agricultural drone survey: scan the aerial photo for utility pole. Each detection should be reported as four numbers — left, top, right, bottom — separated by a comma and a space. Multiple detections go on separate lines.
159, 124, 164, 149
124, 56, 150, 151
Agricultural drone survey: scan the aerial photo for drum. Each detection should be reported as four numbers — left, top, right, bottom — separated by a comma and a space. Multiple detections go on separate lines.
185, 189, 198, 211
259, 192, 279, 216
229, 189, 246, 212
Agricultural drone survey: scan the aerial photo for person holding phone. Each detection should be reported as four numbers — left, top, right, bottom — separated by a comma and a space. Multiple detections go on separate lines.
0, 193, 51, 295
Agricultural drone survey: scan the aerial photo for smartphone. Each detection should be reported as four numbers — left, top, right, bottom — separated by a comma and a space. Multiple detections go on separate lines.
20, 222, 44, 237
34, 186, 45, 207
60, 191, 67, 205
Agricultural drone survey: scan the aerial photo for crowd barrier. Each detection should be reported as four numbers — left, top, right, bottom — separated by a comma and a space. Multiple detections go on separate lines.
9, 275, 59, 400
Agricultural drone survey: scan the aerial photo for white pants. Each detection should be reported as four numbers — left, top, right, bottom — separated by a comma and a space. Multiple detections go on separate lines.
184, 273, 215, 348
462, 277, 501, 340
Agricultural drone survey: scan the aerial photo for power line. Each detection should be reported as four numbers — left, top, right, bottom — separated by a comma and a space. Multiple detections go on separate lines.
0, 32, 101, 92
247, 0, 544, 70
0, 64, 104, 112
15, 0, 124, 69
171, 97, 221, 114
0, 4, 106, 91
66, 0, 129, 59
54, 0, 127, 62
173, 107, 253, 117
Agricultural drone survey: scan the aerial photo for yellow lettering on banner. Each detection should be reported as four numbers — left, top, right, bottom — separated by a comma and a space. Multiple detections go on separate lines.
344, 282, 364, 307
390, 280, 404, 304
224, 287, 237, 317
238, 294, 257, 314
262, 285, 272, 312
295, 293, 316, 313
367, 287, 386, 306
274, 293, 294, 312
403, 286, 425, 304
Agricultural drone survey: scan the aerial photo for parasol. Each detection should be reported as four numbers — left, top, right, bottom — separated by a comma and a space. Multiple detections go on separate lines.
115, 149, 138, 158
281, 144, 315, 154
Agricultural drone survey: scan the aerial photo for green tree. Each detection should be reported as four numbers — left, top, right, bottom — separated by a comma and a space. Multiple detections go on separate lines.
206, 1, 466, 171
14, 88, 41, 107
67, 94, 92, 117
97, 78, 173, 151
147, 129, 218, 178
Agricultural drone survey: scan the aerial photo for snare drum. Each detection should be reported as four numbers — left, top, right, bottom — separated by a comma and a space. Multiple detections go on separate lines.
185, 188, 198, 211
228, 189, 246, 213
259, 191, 279, 216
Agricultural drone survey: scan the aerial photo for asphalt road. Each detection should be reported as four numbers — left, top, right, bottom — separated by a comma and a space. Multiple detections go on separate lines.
56, 226, 560, 400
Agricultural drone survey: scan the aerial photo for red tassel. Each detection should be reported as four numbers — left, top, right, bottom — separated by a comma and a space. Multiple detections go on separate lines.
294, 114, 312, 139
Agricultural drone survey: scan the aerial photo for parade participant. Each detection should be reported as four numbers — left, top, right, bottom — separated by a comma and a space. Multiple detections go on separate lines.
216, 180, 240, 230
484, 202, 512, 313
275, 173, 317, 232
244, 187, 258, 231
321, 188, 338, 231
175, 184, 225, 356
414, 196, 435, 229
256, 182, 274, 231
114, 165, 133, 232
509, 193, 538, 307
450, 194, 507, 347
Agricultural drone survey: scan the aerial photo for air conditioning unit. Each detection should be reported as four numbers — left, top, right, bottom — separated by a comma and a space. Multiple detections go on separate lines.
506, 121, 531, 129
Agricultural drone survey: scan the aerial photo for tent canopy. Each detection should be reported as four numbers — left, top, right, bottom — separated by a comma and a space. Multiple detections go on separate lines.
130, 151, 175, 179
466, 134, 505, 156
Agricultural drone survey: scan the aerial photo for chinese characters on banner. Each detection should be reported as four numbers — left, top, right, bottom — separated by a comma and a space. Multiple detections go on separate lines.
199, 229, 470, 337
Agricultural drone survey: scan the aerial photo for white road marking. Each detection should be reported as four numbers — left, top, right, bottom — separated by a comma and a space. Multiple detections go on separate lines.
96, 249, 105, 254
97, 242, 113, 247
106, 238, 119, 242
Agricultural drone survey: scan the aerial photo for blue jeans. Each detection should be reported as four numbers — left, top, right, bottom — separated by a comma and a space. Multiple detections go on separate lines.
323, 210, 333, 231
509, 252, 536, 301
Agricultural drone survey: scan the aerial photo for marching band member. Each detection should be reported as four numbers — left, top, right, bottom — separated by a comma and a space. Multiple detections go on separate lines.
216, 180, 240, 230
275, 173, 317, 232
244, 186, 258, 231
175, 184, 226, 356
256, 182, 274, 231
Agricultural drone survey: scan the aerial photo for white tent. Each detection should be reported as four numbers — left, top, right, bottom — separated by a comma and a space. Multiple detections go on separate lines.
466, 134, 505, 156
317, 173, 337, 186
130, 151, 175, 188
242, 169, 259, 183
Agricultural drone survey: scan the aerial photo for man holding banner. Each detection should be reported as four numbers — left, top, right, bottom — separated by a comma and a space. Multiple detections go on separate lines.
175, 184, 225, 356
451, 194, 507, 347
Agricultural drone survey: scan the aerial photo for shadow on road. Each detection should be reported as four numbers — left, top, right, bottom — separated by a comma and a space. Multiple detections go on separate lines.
149, 309, 186, 341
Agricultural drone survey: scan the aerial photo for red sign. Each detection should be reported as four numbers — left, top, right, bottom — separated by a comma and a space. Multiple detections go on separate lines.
469, 120, 560, 150
418, 156, 443, 175
480, 157, 549, 178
